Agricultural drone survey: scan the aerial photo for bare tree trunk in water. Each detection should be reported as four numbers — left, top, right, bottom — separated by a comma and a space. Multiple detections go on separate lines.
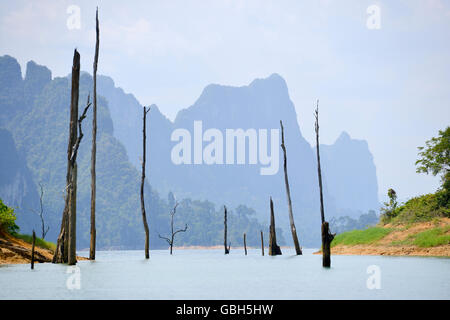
141, 107, 151, 259
243, 233, 247, 255
260, 230, 264, 256
31, 230, 35, 270
158, 202, 187, 255
53, 49, 80, 264
68, 163, 77, 265
224, 205, 230, 254
280, 120, 302, 255
268, 197, 282, 256
90, 7, 99, 261
314, 101, 335, 267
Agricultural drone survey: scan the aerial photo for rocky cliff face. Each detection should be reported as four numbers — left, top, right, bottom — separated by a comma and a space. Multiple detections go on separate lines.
319, 132, 379, 216
0, 128, 40, 233
99, 73, 380, 245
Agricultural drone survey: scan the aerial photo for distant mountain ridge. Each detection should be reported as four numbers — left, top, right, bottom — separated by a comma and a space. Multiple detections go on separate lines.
0, 55, 281, 248
97, 73, 380, 245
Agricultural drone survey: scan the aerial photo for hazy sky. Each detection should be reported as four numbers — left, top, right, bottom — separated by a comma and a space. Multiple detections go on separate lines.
1, 0, 449, 202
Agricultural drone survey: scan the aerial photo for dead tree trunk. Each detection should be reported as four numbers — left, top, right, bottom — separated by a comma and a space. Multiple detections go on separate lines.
141, 107, 151, 259
68, 163, 77, 265
158, 202, 187, 255
53, 49, 80, 264
90, 7, 99, 261
224, 205, 230, 254
268, 197, 282, 256
280, 120, 302, 255
31, 230, 35, 270
36, 182, 49, 239
243, 233, 247, 255
314, 101, 335, 267
260, 230, 264, 256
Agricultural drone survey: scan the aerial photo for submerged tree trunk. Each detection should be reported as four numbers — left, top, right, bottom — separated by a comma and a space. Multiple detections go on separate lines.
260, 230, 264, 256
243, 233, 247, 255
224, 205, 230, 254
68, 163, 77, 265
280, 120, 302, 255
158, 202, 187, 255
90, 7, 99, 261
314, 102, 334, 267
141, 107, 151, 259
53, 49, 80, 264
31, 230, 35, 270
268, 197, 282, 256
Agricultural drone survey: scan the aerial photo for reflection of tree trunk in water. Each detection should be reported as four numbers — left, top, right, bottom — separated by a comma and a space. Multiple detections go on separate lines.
224, 205, 230, 254
280, 120, 302, 255
268, 197, 282, 256
314, 101, 334, 268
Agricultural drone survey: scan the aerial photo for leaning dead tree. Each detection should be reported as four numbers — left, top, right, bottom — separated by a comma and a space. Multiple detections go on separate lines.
268, 197, 282, 256
314, 101, 335, 267
90, 7, 100, 261
280, 120, 302, 255
158, 202, 188, 255
140, 106, 151, 259
224, 205, 230, 254
53, 49, 91, 265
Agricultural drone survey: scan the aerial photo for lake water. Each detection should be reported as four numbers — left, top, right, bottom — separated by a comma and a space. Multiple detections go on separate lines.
0, 248, 449, 299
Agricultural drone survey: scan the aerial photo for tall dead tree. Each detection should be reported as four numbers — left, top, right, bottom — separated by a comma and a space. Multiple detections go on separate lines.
224, 205, 230, 254
314, 101, 335, 267
158, 202, 188, 255
280, 120, 302, 255
90, 7, 100, 261
53, 50, 87, 264
268, 197, 282, 256
141, 106, 151, 259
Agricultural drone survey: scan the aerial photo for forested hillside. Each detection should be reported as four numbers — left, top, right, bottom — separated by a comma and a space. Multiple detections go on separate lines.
0, 55, 282, 249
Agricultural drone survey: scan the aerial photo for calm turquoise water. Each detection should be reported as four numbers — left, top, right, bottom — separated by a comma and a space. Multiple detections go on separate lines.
0, 248, 449, 299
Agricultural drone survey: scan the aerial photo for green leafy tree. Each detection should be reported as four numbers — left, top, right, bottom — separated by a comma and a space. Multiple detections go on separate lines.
381, 188, 398, 222
0, 199, 19, 234
416, 127, 450, 205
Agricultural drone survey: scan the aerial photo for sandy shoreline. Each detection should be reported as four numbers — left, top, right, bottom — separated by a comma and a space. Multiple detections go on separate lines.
0, 231, 87, 265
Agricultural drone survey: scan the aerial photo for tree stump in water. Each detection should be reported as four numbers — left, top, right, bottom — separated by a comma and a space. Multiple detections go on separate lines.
268, 197, 282, 256
31, 230, 36, 270
243, 233, 247, 255
321, 222, 334, 268
260, 230, 264, 256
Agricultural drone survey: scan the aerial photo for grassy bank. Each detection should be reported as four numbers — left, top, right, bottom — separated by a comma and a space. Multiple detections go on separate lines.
13, 233, 56, 251
329, 189, 450, 256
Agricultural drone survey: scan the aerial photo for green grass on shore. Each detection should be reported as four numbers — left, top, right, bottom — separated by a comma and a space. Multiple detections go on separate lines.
331, 227, 393, 247
390, 225, 450, 248
14, 233, 56, 252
